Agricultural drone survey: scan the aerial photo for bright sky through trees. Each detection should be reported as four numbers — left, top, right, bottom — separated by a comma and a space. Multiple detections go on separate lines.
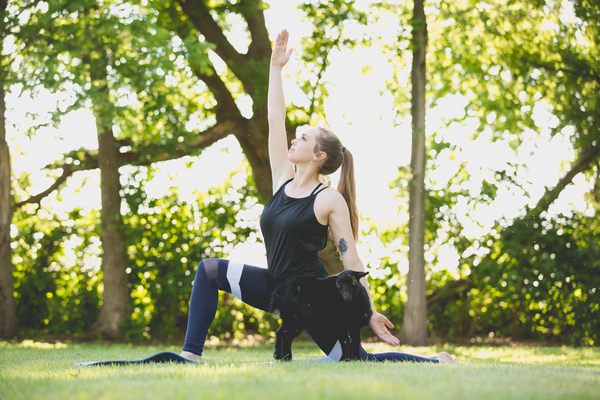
5, 0, 591, 271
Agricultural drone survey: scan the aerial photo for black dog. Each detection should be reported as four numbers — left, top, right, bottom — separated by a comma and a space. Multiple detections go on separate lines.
269, 270, 372, 361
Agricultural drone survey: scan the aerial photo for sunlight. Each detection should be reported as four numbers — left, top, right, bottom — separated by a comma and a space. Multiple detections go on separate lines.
5, 0, 592, 275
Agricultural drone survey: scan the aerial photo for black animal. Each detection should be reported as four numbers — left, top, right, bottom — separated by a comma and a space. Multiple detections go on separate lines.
269, 270, 372, 361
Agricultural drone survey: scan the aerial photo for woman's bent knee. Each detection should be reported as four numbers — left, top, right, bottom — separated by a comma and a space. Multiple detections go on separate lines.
194, 258, 226, 290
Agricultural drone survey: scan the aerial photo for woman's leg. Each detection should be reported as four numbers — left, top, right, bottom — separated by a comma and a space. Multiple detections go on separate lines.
181, 258, 272, 357
304, 320, 439, 363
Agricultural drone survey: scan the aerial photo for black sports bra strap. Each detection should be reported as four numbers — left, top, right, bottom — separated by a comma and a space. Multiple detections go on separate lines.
314, 185, 329, 196
310, 183, 323, 196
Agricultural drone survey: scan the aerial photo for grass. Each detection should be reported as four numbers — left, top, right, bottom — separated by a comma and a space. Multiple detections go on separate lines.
1, 340, 599, 399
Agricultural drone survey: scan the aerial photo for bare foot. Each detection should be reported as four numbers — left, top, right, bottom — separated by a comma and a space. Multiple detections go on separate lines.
437, 352, 457, 364
180, 351, 201, 363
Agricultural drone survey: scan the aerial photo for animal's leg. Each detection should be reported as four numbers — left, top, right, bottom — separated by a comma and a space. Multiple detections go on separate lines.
274, 322, 303, 361
339, 330, 355, 361
347, 327, 362, 360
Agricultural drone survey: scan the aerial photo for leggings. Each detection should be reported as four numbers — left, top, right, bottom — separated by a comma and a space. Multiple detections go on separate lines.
182, 258, 439, 363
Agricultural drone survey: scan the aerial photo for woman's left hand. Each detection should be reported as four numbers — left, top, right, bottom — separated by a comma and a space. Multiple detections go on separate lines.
369, 312, 400, 346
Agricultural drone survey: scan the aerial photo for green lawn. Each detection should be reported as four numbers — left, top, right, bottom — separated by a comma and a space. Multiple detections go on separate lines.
1, 340, 599, 399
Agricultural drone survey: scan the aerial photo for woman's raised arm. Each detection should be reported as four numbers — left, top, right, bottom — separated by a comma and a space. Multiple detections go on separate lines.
268, 29, 295, 192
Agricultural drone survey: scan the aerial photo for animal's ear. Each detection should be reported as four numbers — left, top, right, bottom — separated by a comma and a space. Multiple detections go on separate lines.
352, 271, 369, 279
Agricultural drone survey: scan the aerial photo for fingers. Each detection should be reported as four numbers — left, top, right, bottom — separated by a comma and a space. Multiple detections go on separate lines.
377, 313, 394, 329
277, 29, 289, 46
378, 331, 399, 346
383, 332, 400, 346
384, 318, 394, 330
378, 322, 400, 346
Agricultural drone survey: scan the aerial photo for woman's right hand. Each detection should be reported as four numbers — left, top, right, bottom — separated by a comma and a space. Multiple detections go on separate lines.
271, 29, 293, 68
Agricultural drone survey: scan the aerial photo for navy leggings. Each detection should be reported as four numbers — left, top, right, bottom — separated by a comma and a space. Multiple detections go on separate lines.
182, 258, 438, 363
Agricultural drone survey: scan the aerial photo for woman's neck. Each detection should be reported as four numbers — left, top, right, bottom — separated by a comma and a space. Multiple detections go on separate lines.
291, 164, 320, 189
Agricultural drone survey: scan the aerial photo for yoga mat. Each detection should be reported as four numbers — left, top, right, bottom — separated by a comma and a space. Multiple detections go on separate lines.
75, 351, 194, 367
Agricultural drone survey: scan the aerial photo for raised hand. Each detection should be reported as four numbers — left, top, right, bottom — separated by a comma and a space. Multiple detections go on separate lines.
369, 312, 401, 346
271, 29, 293, 68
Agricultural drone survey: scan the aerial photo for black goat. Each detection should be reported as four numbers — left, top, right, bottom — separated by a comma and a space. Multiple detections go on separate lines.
269, 270, 372, 361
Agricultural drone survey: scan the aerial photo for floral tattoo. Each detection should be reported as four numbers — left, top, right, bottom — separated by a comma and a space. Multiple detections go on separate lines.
338, 238, 348, 256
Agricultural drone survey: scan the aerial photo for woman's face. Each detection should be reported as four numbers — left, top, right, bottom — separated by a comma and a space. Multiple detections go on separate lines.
288, 127, 325, 164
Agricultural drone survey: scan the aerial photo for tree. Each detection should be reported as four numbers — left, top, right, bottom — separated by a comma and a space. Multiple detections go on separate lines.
399, 0, 428, 345
8, 0, 367, 336
84, 20, 130, 337
420, 0, 599, 339
0, 0, 18, 339
431, 0, 599, 217
13, 0, 208, 337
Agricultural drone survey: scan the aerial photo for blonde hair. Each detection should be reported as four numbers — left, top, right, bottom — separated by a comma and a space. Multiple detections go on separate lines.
314, 125, 358, 241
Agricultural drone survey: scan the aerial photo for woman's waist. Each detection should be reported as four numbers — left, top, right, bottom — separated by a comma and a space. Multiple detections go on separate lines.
267, 253, 327, 283
267, 250, 322, 268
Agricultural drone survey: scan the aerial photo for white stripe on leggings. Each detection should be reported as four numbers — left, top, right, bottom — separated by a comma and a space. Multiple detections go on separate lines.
226, 260, 244, 301
327, 340, 342, 362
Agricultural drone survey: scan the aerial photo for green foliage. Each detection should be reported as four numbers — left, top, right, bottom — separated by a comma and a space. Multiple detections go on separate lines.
429, 211, 600, 345
292, 0, 369, 123
12, 208, 101, 336
13, 0, 213, 152
121, 164, 277, 340
431, 0, 599, 149
8, 0, 600, 346
11, 163, 282, 340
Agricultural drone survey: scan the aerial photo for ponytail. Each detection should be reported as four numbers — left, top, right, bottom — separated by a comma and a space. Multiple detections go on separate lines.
315, 127, 359, 241
337, 148, 358, 241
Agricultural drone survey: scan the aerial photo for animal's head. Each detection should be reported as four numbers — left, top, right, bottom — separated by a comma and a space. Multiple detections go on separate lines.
335, 270, 369, 302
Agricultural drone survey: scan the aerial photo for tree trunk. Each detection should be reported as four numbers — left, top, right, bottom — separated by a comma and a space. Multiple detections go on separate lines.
0, 67, 18, 338
88, 54, 130, 339
238, 117, 273, 202
400, 0, 428, 345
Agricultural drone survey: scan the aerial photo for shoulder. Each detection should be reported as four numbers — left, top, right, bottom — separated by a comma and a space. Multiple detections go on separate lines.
315, 186, 346, 212
313, 186, 347, 226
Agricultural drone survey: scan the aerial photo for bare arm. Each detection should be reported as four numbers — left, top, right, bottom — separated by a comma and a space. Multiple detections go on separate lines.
327, 191, 401, 346
268, 29, 295, 191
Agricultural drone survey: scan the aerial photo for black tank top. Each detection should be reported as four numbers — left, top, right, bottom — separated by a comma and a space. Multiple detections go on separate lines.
260, 178, 329, 285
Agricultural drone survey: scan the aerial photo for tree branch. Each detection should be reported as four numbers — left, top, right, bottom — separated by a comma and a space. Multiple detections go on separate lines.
236, 0, 271, 60
177, 0, 246, 76
14, 120, 238, 209
162, 2, 242, 120
119, 119, 237, 165
308, 27, 345, 118
14, 164, 75, 208
196, 63, 241, 120
528, 144, 600, 218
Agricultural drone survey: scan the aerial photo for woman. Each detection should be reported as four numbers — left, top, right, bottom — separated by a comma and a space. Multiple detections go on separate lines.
179, 29, 455, 364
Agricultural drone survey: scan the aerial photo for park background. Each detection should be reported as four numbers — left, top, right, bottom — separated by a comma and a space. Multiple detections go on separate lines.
0, 0, 598, 352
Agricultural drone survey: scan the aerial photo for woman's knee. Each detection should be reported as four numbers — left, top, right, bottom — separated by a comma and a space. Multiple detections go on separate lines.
198, 258, 220, 280
194, 258, 228, 291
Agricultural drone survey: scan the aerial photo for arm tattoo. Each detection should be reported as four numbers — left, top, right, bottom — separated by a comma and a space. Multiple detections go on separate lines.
338, 238, 348, 256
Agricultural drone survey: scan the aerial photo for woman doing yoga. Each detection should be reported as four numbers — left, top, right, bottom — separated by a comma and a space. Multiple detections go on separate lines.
179, 29, 456, 364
